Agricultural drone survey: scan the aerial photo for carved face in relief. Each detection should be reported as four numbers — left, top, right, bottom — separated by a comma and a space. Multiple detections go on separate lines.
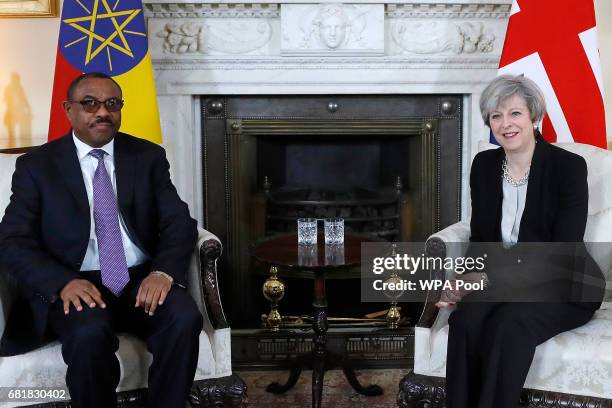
316, 5, 348, 49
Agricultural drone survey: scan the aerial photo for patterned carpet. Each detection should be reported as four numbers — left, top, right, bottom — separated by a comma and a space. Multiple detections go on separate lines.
236, 368, 409, 408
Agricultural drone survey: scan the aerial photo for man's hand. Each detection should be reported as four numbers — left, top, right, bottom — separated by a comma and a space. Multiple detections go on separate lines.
135, 271, 173, 316
60, 279, 106, 315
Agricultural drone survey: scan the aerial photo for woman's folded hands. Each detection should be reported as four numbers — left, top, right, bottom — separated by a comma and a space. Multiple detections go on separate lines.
435, 272, 488, 308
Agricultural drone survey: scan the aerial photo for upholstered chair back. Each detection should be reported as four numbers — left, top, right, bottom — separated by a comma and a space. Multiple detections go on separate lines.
555, 143, 612, 301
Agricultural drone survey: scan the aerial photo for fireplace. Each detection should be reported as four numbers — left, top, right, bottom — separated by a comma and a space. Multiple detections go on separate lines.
201, 94, 462, 328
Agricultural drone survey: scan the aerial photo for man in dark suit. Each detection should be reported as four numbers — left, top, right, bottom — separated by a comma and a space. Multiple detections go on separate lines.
0, 72, 202, 408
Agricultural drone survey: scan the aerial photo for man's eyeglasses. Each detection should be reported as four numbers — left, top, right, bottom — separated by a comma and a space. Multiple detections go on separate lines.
67, 97, 124, 113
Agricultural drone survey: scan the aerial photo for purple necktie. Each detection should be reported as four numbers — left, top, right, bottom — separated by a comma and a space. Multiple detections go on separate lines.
90, 149, 129, 296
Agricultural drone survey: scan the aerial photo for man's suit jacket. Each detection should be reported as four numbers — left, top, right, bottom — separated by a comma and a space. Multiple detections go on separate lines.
467, 134, 605, 309
0, 132, 197, 355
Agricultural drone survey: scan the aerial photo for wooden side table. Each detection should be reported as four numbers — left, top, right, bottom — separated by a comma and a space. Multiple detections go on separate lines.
252, 233, 384, 408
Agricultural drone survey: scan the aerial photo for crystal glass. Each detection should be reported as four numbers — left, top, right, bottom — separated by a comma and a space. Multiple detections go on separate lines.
324, 244, 345, 265
297, 218, 317, 245
324, 218, 344, 245
298, 244, 318, 266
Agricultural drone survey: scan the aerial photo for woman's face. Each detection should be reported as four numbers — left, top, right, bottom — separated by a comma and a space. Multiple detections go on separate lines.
489, 94, 536, 154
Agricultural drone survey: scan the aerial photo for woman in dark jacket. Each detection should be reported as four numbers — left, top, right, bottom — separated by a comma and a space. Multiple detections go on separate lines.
437, 74, 605, 408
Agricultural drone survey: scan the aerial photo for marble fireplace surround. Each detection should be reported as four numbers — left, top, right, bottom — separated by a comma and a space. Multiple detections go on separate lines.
143, 0, 513, 225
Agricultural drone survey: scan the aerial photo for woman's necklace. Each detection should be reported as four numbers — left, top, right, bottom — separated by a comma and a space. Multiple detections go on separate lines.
502, 157, 530, 187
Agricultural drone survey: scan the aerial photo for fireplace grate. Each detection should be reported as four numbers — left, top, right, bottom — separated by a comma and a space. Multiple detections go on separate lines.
262, 179, 406, 240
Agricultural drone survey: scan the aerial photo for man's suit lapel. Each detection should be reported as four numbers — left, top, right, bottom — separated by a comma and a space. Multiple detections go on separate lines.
53, 134, 89, 217
113, 133, 135, 215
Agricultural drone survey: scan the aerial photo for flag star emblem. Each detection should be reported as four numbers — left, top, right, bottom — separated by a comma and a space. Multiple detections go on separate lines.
49, 0, 162, 143
61, 0, 146, 72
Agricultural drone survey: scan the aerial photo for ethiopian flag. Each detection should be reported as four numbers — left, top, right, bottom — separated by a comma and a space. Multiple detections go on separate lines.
48, 0, 162, 143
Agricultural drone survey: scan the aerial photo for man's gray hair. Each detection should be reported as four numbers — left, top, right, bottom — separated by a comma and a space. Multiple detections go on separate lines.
479, 74, 546, 127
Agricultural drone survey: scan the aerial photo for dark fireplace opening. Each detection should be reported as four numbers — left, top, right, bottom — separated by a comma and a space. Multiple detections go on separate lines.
258, 134, 410, 190
257, 134, 411, 240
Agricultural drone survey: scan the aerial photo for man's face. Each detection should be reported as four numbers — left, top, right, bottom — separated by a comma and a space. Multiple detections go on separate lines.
63, 78, 122, 148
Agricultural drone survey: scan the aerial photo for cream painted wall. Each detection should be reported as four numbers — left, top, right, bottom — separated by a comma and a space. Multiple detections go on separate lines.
0, 2, 611, 148
0, 18, 60, 148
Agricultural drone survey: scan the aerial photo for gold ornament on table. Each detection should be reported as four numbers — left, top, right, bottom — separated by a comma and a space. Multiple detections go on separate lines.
262, 266, 285, 331
384, 274, 403, 329
384, 244, 404, 329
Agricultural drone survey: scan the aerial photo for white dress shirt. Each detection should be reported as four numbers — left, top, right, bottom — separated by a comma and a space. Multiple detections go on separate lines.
501, 178, 528, 248
73, 133, 149, 271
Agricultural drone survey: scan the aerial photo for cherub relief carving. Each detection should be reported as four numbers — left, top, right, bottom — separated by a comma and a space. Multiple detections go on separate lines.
157, 20, 272, 55
391, 21, 495, 54
157, 22, 207, 53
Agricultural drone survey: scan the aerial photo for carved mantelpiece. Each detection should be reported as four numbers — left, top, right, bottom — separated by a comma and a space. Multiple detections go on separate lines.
146, 1, 509, 60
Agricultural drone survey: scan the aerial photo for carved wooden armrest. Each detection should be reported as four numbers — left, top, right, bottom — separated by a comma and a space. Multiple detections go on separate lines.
416, 220, 471, 328
416, 237, 447, 329
200, 238, 228, 330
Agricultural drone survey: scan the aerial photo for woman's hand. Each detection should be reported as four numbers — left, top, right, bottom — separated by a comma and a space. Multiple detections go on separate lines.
435, 272, 487, 308
435, 280, 461, 308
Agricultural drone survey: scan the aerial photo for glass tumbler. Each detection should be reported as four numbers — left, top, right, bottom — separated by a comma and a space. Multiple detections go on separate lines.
324, 218, 344, 245
297, 218, 318, 245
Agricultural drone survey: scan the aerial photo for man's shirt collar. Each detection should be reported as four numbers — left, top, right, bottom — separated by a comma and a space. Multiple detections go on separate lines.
72, 131, 115, 161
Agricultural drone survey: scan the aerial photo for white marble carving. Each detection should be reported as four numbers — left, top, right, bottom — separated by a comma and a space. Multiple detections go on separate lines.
207, 19, 273, 54
157, 22, 207, 53
281, 3, 384, 56
150, 18, 273, 56
391, 20, 495, 55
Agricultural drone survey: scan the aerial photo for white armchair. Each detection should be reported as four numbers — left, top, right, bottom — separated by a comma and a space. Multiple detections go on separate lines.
398, 142, 612, 408
0, 149, 247, 408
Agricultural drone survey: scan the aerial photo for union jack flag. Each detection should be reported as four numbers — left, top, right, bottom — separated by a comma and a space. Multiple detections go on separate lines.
494, 0, 606, 149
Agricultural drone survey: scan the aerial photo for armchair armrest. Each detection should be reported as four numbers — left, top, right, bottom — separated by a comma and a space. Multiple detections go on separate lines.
188, 227, 228, 331
416, 220, 471, 329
